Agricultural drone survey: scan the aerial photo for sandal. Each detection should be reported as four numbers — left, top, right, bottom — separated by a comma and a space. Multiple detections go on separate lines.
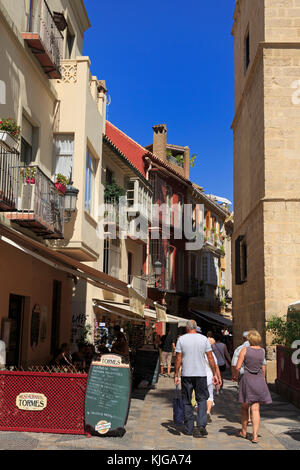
236, 431, 247, 439
252, 437, 259, 444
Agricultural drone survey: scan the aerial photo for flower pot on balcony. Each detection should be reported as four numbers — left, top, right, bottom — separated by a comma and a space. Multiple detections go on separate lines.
26, 177, 35, 184
55, 182, 66, 195
0, 131, 18, 152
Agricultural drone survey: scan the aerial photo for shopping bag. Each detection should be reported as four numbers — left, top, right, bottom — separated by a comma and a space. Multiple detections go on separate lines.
191, 390, 197, 408
173, 385, 184, 426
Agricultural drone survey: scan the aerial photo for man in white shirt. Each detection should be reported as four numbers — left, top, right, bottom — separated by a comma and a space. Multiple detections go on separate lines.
175, 320, 219, 438
0, 340, 6, 369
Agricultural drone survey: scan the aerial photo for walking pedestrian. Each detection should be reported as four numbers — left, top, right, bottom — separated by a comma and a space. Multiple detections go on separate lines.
205, 349, 221, 423
174, 320, 219, 438
212, 334, 232, 393
159, 327, 176, 378
232, 329, 272, 444
231, 331, 251, 424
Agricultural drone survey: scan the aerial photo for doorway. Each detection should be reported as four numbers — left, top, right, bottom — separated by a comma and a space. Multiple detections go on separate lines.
6, 294, 24, 367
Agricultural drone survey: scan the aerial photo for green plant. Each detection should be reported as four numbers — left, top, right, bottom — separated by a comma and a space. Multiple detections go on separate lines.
56, 173, 69, 185
266, 314, 300, 348
0, 117, 21, 141
166, 149, 173, 158
20, 167, 36, 178
220, 245, 225, 255
79, 322, 93, 345
104, 179, 126, 202
190, 154, 197, 168
175, 154, 184, 164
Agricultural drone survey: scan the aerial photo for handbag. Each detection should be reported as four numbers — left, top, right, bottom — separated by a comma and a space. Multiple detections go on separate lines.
173, 385, 184, 426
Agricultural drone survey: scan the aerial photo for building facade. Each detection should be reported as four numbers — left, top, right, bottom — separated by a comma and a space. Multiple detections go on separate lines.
232, 0, 300, 380
0, 0, 110, 365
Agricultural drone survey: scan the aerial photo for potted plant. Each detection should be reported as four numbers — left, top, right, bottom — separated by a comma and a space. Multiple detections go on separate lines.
175, 154, 184, 167
20, 167, 36, 184
104, 179, 126, 202
55, 174, 69, 195
0, 118, 21, 151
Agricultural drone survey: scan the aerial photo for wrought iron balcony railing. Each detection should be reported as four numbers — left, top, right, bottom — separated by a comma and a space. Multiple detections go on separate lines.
128, 275, 148, 300
22, 0, 64, 79
0, 146, 19, 211
6, 165, 65, 239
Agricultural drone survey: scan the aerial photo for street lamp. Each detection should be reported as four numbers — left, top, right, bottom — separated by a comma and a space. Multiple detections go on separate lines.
64, 184, 79, 223
154, 260, 162, 277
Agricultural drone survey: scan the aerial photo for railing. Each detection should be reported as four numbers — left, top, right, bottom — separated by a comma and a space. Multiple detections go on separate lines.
17, 166, 64, 237
128, 275, 148, 299
0, 369, 87, 434
104, 198, 127, 232
0, 147, 19, 210
29, 0, 63, 73
189, 278, 206, 297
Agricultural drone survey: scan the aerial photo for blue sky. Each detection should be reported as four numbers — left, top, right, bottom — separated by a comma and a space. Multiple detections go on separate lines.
83, 0, 236, 203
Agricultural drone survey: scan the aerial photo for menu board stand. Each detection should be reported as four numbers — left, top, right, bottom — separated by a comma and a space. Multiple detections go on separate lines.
85, 354, 131, 437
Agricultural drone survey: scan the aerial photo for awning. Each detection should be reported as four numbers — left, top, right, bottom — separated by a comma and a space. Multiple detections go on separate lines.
93, 300, 150, 323
93, 300, 188, 327
191, 309, 232, 328
144, 307, 188, 327
0, 223, 136, 299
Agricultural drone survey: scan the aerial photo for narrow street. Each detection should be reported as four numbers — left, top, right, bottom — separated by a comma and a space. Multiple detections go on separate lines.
0, 376, 299, 451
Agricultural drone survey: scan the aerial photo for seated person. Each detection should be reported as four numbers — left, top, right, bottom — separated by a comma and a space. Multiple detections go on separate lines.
111, 325, 129, 359
71, 342, 86, 370
54, 343, 72, 367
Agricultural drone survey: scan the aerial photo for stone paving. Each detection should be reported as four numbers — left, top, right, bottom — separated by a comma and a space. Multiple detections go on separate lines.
0, 376, 299, 450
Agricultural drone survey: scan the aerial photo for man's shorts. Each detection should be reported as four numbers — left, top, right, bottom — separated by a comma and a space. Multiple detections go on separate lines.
161, 351, 172, 367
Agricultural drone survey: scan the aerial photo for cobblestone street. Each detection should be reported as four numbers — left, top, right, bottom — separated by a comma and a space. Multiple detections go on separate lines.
0, 376, 299, 451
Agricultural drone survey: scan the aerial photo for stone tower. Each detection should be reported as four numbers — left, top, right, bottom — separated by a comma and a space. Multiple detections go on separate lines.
232, 0, 300, 381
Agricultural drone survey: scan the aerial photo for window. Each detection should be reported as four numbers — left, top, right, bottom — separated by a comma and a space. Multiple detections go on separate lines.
66, 27, 75, 59
244, 29, 250, 72
53, 134, 74, 181
177, 194, 184, 229
126, 179, 135, 208
166, 186, 173, 225
85, 150, 96, 216
106, 167, 113, 185
128, 252, 133, 284
201, 254, 208, 283
21, 138, 32, 166
177, 251, 185, 292
20, 115, 33, 166
103, 239, 120, 278
192, 203, 197, 231
166, 245, 174, 290
235, 235, 247, 284
126, 178, 151, 219
103, 239, 110, 275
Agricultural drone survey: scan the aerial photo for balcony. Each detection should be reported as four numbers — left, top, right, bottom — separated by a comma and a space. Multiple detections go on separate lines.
128, 275, 148, 300
5, 166, 65, 239
103, 198, 127, 236
0, 147, 19, 211
22, 0, 63, 79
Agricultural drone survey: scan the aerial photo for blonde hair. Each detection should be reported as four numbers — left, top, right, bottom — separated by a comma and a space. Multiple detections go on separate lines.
247, 329, 261, 346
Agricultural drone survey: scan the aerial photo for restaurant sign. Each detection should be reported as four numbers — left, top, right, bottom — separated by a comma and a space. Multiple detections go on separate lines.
16, 393, 47, 411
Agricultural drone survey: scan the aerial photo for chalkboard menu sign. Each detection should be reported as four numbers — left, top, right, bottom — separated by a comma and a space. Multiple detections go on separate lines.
133, 349, 160, 387
85, 354, 131, 437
